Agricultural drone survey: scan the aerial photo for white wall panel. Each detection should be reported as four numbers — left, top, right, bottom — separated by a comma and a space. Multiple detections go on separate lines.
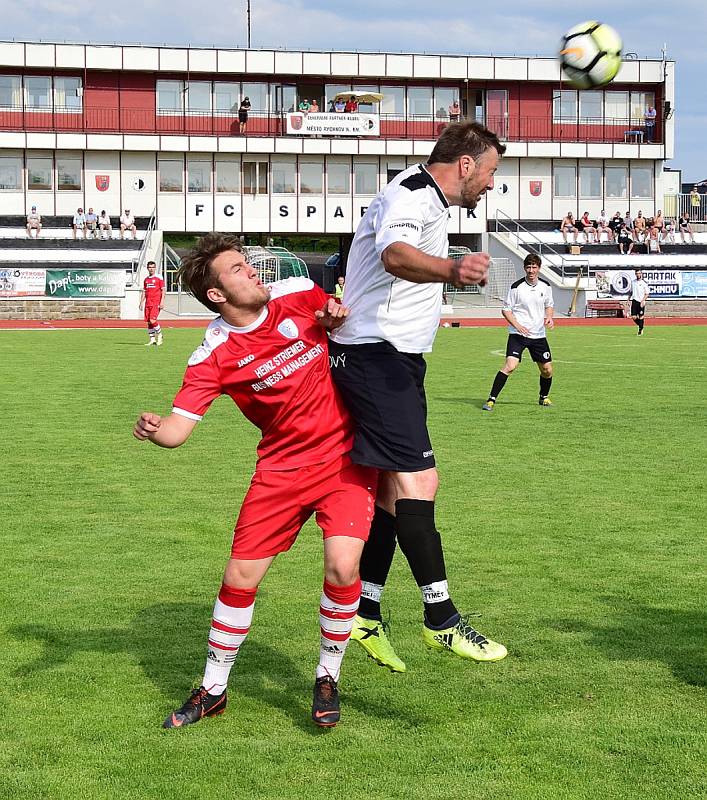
0, 42, 25, 67
56, 134, 87, 151
84, 151, 121, 216
86, 46, 122, 70
615, 60, 639, 83
0, 131, 26, 148
0, 193, 24, 214
459, 197, 486, 233
186, 196, 214, 231
158, 194, 186, 231
123, 47, 159, 71
271, 197, 298, 233
303, 52, 331, 76
217, 50, 246, 73
56, 45, 85, 69
413, 56, 440, 79
485, 157, 519, 220
528, 58, 560, 82
56, 190, 83, 216
215, 195, 242, 232
519, 158, 552, 219
87, 134, 124, 150
159, 49, 188, 72
26, 191, 55, 216
325, 198, 351, 233
189, 49, 217, 73
121, 152, 157, 217
297, 197, 325, 232
25, 44, 55, 68
331, 53, 358, 75
385, 55, 414, 78
440, 57, 467, 79
246, 51, 275, 73
241, 195, 270, 231
467, 57, 494, 80
559, 143, 587, 158
358, 54, 386, 78
639, 61, 664, 83
123, 135, 160, 151
26, 133, 56, 150
274, 51, 303, 75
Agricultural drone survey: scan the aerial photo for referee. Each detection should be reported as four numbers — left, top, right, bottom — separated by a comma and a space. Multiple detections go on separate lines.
482, 253, 555, 411
629, 269, 650, 335
329, 122, 508, 670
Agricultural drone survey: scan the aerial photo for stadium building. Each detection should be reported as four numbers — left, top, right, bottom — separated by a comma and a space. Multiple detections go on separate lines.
2, 39, 704, 318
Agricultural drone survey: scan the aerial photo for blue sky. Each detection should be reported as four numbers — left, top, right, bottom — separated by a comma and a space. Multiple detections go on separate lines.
3, 1, 705, 181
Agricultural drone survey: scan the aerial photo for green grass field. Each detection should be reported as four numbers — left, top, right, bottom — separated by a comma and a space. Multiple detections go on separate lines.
1, 324, 705, 800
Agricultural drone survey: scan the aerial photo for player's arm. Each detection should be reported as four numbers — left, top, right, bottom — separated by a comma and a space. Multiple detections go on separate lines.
501, 307, 530, 336
160, 282, 166, 309
133, 411, 197, 448
544, 290, 555, 329
382, 242, 489, 287
139, 288, 145, 309
315, 297, 349, 331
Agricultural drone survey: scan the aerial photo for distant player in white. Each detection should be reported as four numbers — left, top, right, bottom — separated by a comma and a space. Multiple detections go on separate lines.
629, 268, 650, 335
482, 253, 555, 410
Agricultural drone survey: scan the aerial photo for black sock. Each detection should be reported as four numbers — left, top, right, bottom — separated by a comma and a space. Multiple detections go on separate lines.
539, 375, 552, 398
488, 371, 509, 401
394, 499, 458, 627
638, 318, 645, 332
358, 506, 397, 621
633, 317, 640, 327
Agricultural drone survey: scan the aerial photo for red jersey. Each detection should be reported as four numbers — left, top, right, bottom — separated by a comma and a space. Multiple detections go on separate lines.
143, 275, 164, 305
172, 278, 353, 470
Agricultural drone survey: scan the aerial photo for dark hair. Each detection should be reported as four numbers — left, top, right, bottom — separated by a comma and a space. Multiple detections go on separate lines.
147, 260, 156, 268
523, 253, 541, 268
428, 121, 506, 165
178, 232, 244, 313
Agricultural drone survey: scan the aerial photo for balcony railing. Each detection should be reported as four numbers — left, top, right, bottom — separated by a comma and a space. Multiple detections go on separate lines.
0, 107, 663, 144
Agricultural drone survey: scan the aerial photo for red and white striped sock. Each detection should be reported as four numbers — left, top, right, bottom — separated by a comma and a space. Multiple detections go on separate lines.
316, 579, 361, 682
202, 583, 257, 696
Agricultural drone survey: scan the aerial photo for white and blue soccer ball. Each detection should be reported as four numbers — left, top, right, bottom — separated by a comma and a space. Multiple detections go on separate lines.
559, 21, 623, 89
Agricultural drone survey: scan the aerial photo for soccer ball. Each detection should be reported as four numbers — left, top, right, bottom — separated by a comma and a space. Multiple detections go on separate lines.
559, 21, 622, 89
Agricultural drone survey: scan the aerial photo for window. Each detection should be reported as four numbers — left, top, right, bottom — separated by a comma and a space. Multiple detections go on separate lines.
57, 157, 81, 191
214, 82, 239, 114
606, 165, 628, 198
380, 86, 405, 117
27, 156, 52, 190
553, 90, 577, 121
188, 160, 211, 192
158, 158, 184, 192
215, 160, 240, 193
26, 77, 51, 110
435, 88, 458, 120
553, 165, 576, 197
630, 92, 655, 126
271, 160, 295, 194
605, 91, 628, 123
300, 162, 323, 194
631, 165, 653, 199
327, 161, 350, 195
0, 75, 21, 109
241, 83, 268, 113
579, 91, 602, 123
579, 166, 602, 198
0, 156, 22, 190
274, 85, 297, 113
353, 84, 377, 114
157, 80, 184, 113
408, 87, 433, 117
54, 77, 82, 111
243, 161, 268, 195
186, 82, 211, 114
354, 161, 378, 194
326, 84, 352, 111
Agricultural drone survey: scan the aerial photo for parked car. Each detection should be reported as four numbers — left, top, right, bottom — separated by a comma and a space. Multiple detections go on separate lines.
325, 253, 341, 268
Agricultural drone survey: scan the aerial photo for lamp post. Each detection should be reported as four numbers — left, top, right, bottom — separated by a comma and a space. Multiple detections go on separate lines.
247, 1, 251, 48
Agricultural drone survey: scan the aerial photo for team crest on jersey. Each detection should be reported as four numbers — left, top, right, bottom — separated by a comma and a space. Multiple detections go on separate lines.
277, 318, 299, 339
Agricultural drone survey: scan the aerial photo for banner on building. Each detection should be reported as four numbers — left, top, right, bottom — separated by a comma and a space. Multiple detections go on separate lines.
0, 268, 46, 297
679, 271, 707, 297
597, 269, 683, 299
45, 269, 126, 298
286, 112, 380, 136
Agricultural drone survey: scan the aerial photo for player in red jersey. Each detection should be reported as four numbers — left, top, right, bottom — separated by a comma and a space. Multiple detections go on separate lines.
139, 261, 165, 346
133, 233, 377, 729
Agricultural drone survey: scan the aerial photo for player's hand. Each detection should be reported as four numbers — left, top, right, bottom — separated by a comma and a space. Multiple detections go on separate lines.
516, 324, 531, 336
133, 412, 162, 441
450, 253, 489, 288
545, 316, 554, 330
315, 298, 349, 331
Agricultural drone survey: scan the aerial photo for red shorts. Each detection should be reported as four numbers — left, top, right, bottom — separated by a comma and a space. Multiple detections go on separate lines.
231, 453, 378, 560
144, 304, 160, 323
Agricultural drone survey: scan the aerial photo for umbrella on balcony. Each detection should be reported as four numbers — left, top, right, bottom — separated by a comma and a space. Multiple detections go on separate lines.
333, 91, 384, 104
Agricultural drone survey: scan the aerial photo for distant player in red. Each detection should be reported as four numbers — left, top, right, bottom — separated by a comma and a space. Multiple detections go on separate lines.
133, 233, 377, 729
139, 261, 165, 346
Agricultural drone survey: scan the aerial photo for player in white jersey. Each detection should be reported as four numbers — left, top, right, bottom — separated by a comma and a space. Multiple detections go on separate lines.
629, 268, 650, 335
330, 122, 508, 670
482, 253, 555, 411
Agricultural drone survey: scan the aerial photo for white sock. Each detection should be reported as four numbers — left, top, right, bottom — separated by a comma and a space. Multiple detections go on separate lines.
316, 580, 360, 682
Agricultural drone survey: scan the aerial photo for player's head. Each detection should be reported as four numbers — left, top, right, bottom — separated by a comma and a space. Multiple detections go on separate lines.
635, 269, 643, 279
178, 232, 268, 315
147, 260, 156, 275
427, 121, 506, 210
523, 253, 542, 280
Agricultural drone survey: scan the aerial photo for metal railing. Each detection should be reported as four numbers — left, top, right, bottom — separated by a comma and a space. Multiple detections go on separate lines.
663, 192, 707, 224
494, 210, 590, 279
0, 107, 665, 144
134, 207, 156, 280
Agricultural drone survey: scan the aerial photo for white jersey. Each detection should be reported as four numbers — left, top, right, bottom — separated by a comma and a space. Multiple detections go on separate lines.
504, 277, 554, 339
631, 278, 650, 302
330, 163, 449, 353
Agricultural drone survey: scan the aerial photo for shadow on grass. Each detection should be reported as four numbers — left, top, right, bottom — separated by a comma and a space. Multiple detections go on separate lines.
9, 602, 424, 732
551, 600, 706, 688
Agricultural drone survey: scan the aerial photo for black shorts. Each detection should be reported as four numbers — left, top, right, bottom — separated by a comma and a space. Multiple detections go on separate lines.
328, 340, 435, 472
631, 300, 645, 317
506, 334, 552, 364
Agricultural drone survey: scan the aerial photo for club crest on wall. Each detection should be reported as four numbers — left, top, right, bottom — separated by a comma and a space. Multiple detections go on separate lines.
529, 180, 542, 197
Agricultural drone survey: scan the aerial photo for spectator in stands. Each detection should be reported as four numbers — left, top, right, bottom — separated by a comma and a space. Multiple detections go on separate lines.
647, 225, 661, 255
344, 96, 358, 114
99, 210, 112, 239
690, 186, 702, 216
644, 106, 657, 142
579, 211, 598, 243
623, 211, 633, 233
298, 98, 311, 114
333, 275, 345, 303
561, 212, 578, 244
309, 98, 319, 114
72, 207, 86, 240
633, 210, 647, 243
448, 99, 461, 122
238, 96, 251, 134
334, 97, 346, 113
608, 211, 623, 240
26, 205, 41, 238
662, 218, 676, 244
617, 223, 635, 255
85, 207, 98, 239
678, 213, 695, 244
120, 209, 137, 240
653, 209, 665, 237
597, 210, 614, 243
